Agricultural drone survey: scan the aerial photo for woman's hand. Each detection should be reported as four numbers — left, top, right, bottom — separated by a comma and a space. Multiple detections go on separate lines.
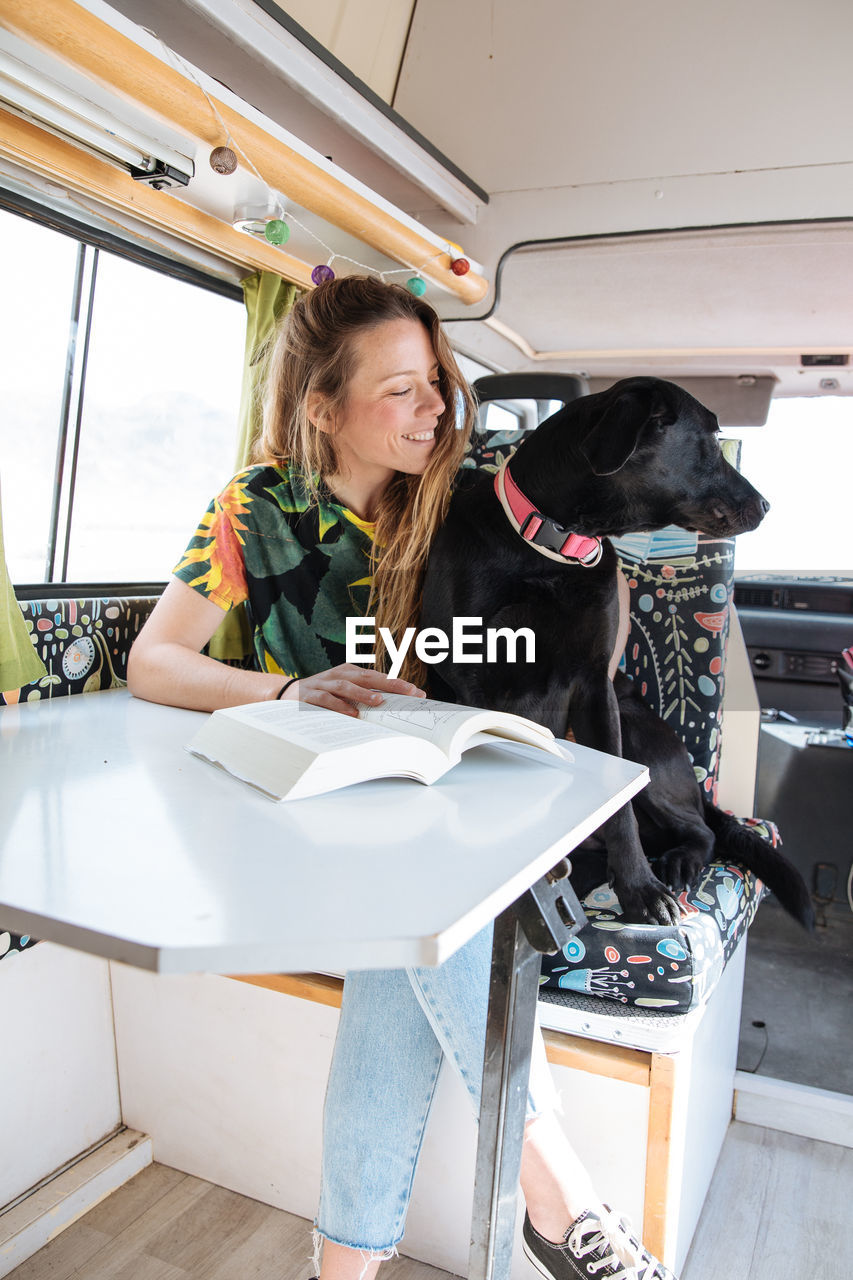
282, 664, 425, 717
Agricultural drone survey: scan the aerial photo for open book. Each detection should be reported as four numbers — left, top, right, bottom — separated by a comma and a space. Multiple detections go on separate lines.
186, 691, 568, 801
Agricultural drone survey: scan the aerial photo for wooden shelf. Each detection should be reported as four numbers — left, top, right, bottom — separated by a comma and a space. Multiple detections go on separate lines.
0, 107, 317, 286
0, 0, 489, 301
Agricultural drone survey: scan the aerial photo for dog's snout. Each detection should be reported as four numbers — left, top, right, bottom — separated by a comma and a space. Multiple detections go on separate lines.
741, 492, 770, 532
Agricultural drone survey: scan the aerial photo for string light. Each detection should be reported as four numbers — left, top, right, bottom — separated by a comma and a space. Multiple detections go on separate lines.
263, 218, 290, 245
209, 145, 238, 174
446, 240, 471, 276
153, 34, 473, 292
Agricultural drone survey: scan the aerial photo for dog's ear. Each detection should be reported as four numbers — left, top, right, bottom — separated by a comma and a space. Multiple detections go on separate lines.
580, 385, 677, 475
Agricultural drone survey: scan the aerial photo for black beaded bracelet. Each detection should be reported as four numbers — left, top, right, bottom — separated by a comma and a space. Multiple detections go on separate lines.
275, 677, 299, 700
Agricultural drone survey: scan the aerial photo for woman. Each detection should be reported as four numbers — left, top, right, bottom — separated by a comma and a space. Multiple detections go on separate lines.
128, 276, 676, 1280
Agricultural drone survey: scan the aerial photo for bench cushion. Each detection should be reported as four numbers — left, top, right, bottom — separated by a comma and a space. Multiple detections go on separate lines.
539, 821, 775, 1013
0, 930, 38, 963
4, 596, 160, 704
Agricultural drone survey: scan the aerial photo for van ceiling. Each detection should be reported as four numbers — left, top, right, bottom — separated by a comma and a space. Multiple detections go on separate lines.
392, 0, 853, 401
443, 222, 853, 403
58, 0, 853, 402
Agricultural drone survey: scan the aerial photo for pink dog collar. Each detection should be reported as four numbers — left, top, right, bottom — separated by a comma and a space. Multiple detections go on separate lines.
494, 460, 603, 566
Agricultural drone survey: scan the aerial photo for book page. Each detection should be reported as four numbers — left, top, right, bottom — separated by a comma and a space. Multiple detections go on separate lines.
472, 733, 574, 768
216, 700, 401, 752
359, 694, 477, 746
359, 693, 558, 759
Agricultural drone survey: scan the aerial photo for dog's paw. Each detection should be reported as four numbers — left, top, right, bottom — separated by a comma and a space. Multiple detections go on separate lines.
655, 847, 706, 894
616, 876, 682, 927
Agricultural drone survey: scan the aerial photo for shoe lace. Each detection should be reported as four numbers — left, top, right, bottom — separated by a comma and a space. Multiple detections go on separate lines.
567, 1209, 672, 1280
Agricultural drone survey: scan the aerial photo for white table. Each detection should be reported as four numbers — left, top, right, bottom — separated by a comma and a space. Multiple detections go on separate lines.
0, 688, 647, 975
0, 688, 648, 1280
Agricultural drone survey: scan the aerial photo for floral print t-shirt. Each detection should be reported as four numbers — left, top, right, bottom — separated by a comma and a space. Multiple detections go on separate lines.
173, 464, 376, 679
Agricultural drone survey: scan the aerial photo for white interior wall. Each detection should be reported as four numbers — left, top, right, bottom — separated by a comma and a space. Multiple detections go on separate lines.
0, 943, 121, 1210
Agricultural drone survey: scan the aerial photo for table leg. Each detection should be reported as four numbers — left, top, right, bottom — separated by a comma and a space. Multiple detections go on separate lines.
469, 867, 585, 1280
468, 905, 541, 1280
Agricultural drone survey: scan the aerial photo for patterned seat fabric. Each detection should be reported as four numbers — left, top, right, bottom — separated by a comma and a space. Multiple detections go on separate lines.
543, 841, 771, 1013
1, 928, 38, 962
3, 595, 160, 704
616, 531, 736, 799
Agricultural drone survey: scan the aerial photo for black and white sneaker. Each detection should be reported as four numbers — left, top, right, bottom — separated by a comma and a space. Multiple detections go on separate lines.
522, 1208, 678, 1280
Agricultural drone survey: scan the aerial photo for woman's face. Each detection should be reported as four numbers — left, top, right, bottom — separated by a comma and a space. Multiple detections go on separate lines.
325, 317, 446, 491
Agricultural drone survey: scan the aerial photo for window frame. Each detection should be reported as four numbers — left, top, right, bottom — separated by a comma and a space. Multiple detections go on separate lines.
1, 186, 244, 593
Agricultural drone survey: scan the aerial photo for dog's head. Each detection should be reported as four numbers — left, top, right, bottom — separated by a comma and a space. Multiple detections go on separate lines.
575, 377, 769, 538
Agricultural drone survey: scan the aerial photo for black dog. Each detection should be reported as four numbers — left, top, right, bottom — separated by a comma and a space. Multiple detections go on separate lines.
422, 376, 813, 928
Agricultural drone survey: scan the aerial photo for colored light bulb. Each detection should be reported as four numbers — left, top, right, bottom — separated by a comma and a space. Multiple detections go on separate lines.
209, 146, 238, 175
264, 219, 290, 245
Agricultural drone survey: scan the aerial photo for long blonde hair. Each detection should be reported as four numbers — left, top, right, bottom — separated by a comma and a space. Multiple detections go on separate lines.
254, 276, 476, 683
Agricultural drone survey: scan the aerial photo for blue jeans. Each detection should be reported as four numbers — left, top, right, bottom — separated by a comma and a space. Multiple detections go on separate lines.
315, 922, 557, 1257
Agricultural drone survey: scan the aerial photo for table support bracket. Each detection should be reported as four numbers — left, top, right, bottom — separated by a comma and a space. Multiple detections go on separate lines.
469, 863, 586, 1280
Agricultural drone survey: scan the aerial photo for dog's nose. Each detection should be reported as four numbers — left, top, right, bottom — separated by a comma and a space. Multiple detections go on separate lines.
744, 494, 770, 529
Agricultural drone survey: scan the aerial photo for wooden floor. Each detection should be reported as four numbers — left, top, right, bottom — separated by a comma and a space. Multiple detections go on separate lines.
682, 1122, 852, 1280
5, 1163, 451, 1280
9, 1122, 853, 1280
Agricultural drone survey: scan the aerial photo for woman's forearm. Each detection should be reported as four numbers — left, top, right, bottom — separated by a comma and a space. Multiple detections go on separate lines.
126, 579, 423, 715
127, 579, 289, 712
127, 639, 289, 712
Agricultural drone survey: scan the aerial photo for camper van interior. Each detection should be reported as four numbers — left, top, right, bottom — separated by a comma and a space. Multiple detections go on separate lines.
1, 1, 851, 1278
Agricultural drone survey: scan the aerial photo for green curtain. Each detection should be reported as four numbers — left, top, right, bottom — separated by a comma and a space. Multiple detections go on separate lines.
207, 272, 301, 661
0, 477, 47, 693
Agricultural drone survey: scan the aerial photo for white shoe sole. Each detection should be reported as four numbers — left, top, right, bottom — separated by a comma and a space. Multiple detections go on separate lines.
522, 1236, 560, 1280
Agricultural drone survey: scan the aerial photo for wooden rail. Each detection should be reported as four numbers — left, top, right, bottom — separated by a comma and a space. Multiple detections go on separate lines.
0, 0, 489, 302
0, 108, 317, 286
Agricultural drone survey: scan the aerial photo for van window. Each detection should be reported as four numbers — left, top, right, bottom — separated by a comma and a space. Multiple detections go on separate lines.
724, 397, 851, 573
479, 402, 526, 438
0, 204, 245, 585
0, 208, 79, 584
